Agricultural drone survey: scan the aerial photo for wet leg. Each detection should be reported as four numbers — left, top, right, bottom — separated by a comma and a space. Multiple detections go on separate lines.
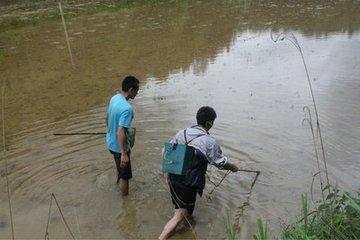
120, 179, 129, 196
159, 209, 187, 240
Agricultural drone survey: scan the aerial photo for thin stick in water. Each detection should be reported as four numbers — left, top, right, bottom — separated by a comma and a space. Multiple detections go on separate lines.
59, 2, 75, 66
1, 86, 15, 240
207, 169, 260, 198
73, 206, 81, 239
53, 132, 106, 136
208, 170, 231, 196
270, 31, 330, 189
44, 193, 77, 240
51, 193, 76, 240
44, 194, 53, 240
302, 106, 325, 200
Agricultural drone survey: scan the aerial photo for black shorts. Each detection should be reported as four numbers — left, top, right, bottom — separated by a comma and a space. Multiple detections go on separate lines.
169, 180, 197, 215
110, 150, 132, 181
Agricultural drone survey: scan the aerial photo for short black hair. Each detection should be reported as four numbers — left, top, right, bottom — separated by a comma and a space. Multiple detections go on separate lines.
122, 75, 139, 92
196, 106, 217, 127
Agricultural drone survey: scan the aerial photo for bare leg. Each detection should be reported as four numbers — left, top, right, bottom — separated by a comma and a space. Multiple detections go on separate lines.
175, 215, 196, 233
159, 209, 187, 240
114, 155, 122, 184
120, 179, 129, 196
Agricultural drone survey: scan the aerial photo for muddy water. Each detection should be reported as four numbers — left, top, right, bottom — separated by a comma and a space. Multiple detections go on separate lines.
0, 0, 359, 238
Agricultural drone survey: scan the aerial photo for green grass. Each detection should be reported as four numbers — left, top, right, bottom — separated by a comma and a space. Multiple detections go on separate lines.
224, 210, 270, 240
0, 0, 244, 33
247, 187, 360, 240
225, 210, 238, 240
282, 187, 360, 240
0, 48, 5, 64
253, 219, 269, 240
0, 1, 135, 33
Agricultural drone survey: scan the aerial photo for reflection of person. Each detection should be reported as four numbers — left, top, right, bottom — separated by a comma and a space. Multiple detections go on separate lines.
106, 76, 139, 196
159, 106, 239, 240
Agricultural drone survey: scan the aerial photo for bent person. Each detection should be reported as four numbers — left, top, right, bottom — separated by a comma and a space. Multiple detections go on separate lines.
106, 75, 139, 196
159, 106, 239, 240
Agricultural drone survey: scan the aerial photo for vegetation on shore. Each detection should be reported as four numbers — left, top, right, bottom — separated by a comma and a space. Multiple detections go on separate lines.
281, 188, 360, 240
225, 187, 360, 239
0, 1, 136, 32
2, 1, 358, 239
1, 0, 359, 35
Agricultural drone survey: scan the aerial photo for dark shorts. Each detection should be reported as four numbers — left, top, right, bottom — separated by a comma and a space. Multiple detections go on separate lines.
110, 150, 132, 181
169, 180, 197, 215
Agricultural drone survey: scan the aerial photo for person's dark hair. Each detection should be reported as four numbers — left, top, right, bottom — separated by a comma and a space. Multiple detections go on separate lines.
122, 75, 139, 92
196, 106, 217, 127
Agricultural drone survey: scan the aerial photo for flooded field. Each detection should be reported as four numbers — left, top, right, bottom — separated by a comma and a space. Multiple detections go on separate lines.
0, 0, 359, 238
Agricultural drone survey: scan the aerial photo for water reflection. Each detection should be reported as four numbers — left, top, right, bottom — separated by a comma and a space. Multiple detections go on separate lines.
1, 0, 359, 145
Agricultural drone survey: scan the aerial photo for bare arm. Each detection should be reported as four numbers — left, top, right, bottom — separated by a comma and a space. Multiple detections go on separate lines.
117, 127, 129, 166
209, 140, 238, 172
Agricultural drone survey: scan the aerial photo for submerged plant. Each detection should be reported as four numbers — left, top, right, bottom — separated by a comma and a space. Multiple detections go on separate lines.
225, 209, 238, 240
253, 219, 269, 240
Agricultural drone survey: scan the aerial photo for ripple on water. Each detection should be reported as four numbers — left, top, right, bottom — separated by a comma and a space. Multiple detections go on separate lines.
1, 1, 359, 238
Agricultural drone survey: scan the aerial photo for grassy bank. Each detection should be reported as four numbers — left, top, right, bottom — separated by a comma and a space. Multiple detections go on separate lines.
0, 1, 137, 32
281, 187, 360, 240
0, 0, 206, 33
1, 0, 359, 36
226, 186, 360, 240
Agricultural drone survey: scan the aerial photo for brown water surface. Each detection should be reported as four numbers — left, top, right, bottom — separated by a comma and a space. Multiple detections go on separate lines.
0, 0, 359, 238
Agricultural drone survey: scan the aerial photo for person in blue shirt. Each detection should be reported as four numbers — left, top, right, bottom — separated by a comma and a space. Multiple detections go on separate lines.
106, 76, 139, 196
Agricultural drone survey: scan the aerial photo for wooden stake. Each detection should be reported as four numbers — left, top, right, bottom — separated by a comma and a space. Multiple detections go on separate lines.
2, 86, 15, 240
59, 2, 75, 66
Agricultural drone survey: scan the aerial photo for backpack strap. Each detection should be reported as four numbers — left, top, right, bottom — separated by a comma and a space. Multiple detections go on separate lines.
183, 129, 188, 144
184, 128, 206, 145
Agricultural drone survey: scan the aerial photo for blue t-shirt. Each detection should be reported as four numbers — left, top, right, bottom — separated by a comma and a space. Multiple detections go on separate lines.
106, 94, 134, 153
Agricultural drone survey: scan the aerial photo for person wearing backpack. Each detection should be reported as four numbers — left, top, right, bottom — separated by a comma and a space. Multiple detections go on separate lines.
159, 106, 239, 240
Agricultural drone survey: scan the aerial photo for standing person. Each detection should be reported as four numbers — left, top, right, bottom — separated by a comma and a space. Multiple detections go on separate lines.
159, 106, 239, 240
106, 75, 139, 196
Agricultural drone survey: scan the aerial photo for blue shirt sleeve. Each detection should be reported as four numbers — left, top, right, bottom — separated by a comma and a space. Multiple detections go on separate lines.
118, 108, 133, 128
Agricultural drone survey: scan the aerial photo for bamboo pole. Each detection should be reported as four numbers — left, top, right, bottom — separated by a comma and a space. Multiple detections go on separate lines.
2, 86, 15, 240
53, 132, 106, 136
45, 193, 76, 240
59, 2, 75, 66
73, 206, 81, 239
208, 169, 260, 197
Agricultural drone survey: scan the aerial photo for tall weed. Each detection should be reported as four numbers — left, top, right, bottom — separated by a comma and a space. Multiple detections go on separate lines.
281, 187, 360, 240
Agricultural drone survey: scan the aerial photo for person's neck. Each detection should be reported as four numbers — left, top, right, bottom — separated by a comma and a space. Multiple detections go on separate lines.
195, 125, 209, 134
120, 91, 130, 100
